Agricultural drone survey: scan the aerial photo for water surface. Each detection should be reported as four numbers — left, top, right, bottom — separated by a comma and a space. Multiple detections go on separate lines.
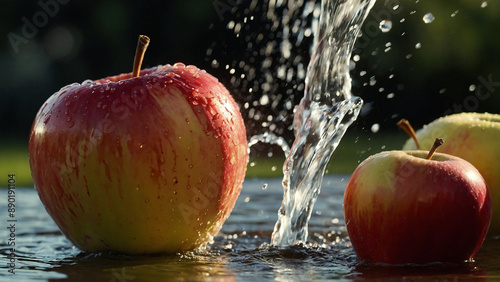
1, 176, 499, 281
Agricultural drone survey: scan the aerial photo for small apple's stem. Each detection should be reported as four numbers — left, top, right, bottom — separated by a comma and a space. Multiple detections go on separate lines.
397, 119, 421, 149
426, 138, 444, 160
132, 35, 150, 78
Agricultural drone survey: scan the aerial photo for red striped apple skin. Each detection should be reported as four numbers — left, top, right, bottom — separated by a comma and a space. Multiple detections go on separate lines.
402, 112, 500, 235
343, 151, 491, 264
29, 63, 248, 254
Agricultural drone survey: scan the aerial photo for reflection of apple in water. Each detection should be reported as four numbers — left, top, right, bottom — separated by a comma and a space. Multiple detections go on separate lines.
29, 36, 248, 254
344, 139, 491, 264
400, 113, 500, 235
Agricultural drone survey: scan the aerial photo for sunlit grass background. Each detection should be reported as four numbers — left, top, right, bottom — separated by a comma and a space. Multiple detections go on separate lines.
247, 132, 408, 178
0, 131, 408, 188
0, 140, 30, 188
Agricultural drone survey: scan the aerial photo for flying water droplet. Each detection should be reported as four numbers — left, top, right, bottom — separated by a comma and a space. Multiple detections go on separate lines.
481, 1, 488, 8
423, 13, 435, 24
379, 20, 392, 33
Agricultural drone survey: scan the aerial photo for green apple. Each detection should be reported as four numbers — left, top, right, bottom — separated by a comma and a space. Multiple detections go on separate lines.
401, 112, 500, 235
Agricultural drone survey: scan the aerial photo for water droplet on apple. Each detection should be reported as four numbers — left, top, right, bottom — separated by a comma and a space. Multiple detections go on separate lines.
189, 164, 193, 169
172, 177, 178, 184
185, 118, 190, 124
144, 198, 150, 203
173, 190, 177, 195
65, 101, 71, 106
97, 102, 102, 108
174, 62, 185, 68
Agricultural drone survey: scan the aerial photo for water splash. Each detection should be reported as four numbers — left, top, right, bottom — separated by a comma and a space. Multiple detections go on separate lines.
270, 0, 376, 247
423, 13, 435, 24
379, 20, 393, 33
248, 132, 291, 157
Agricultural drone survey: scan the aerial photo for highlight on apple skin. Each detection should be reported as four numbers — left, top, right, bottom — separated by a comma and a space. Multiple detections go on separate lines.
28, 62, 249, 254
343, 150, 492, 264
401, 112, 500, 235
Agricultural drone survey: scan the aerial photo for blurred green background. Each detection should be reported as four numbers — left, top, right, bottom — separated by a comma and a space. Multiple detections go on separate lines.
1, 0, 499, 187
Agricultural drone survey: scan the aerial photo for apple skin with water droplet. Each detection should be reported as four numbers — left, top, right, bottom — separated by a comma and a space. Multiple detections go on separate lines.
402, 112, 500, 235
343, 150, 491, 264
28, 63, 248, 254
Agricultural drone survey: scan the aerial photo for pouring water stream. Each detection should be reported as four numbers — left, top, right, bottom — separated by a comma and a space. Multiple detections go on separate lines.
269, 0, 376, 247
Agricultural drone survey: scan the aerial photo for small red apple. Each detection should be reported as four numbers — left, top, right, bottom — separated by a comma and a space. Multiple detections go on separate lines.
29, 36, 248, 254
343, 139, 491, 264
399, 114, 500, 235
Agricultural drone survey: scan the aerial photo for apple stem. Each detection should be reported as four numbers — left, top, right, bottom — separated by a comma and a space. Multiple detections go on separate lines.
426, 138, 444, 160
132, 35, 150, 78
397, 119, 421, 149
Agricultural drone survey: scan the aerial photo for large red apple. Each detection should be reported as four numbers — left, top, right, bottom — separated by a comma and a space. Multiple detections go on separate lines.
28, 36, 248, 254
343, 140, 491, 264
